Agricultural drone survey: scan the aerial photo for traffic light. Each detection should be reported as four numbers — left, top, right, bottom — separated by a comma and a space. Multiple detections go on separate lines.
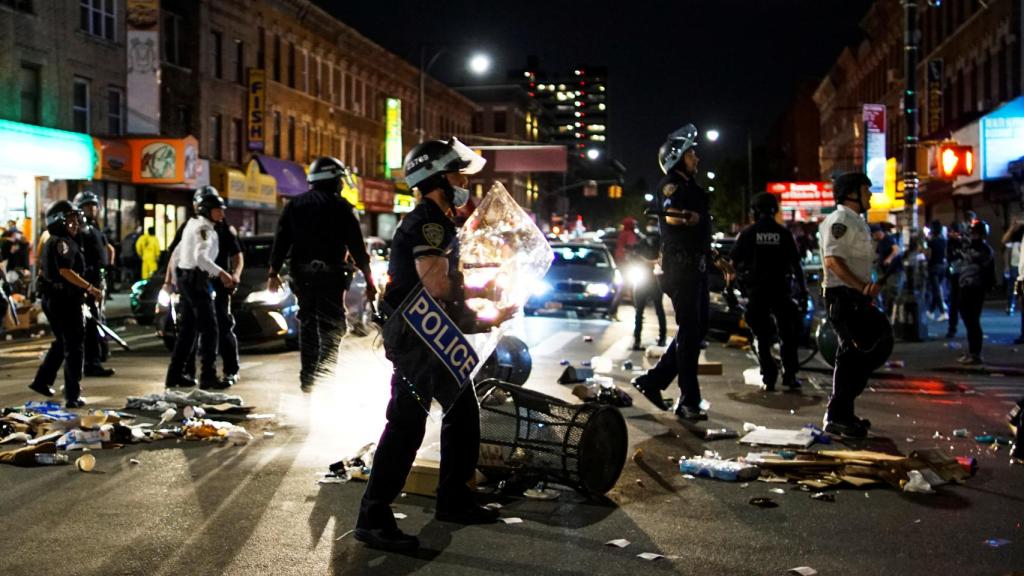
936, 144, 974, 180
608, 184, 622, 199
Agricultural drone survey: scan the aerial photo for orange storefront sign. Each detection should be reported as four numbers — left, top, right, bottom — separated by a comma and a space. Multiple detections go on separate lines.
126, 136, 199, 185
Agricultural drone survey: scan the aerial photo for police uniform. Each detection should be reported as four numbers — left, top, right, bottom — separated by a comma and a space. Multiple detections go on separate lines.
819, 203, 874, 425
357, 196, 483, 535
166, 216, 225, 387
946, 229, 965, 337
631, 229, 666, 349
636, 169, 711, 413
731, 216, 804, 389
31, 233, 87, 403
268, 184, 369, 388
212, 221, 242, 378
76, 216, 111, 373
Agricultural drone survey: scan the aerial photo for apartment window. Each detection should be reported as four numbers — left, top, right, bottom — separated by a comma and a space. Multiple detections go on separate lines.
234, 40, 244, 84
257, 28, 266, 70
272, 111, 281, 156
314, 56, 322, 98
209, 114, 222, 160
2, 1, 33, 13
493, 110, 507, 133
176, 105, 192, 135
210, 31, 223, 79
80, 0, 116, 42
287, 42, 296, 88
107, 87, 124, 135
231, 118, 242, 163
272, 34, 281, 82
73, 77, 90, 133
345, 74, 354, 110
19, 64, 40, 125
163, 11, 186, 67
300, 50, 309, 93
287, 116, 296, 161
332, 66, 341, 106
354, 78, 363, 115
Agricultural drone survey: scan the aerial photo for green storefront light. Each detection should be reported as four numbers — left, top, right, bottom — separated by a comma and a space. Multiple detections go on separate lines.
0, 119, 97, 180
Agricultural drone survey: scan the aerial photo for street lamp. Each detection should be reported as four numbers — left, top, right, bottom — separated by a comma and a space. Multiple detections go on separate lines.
586, 148, 601, 160
705, 129, 720, 142
704, 128, 754, 219
706, 171, 716, 180
419, 46, 490, 143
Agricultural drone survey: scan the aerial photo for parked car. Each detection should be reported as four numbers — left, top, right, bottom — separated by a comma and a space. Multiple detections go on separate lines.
525, 242, 623, 319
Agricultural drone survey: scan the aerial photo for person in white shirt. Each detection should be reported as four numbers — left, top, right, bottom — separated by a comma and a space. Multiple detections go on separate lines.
164, 187, 236, 389
819, 172, 882, 438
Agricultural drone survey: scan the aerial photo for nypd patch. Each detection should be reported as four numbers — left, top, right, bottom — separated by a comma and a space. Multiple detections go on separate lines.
831, 223, 847, 239
662, 183, 677, 198
423, 223, 445, 248
57, 239, 69, 255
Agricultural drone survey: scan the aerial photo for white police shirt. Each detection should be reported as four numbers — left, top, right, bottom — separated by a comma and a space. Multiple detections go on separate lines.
820, 204, 872, 289
169, 216, 225, 278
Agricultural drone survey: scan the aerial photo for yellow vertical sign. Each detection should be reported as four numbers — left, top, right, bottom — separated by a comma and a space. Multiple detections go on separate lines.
247, 68, 266, 152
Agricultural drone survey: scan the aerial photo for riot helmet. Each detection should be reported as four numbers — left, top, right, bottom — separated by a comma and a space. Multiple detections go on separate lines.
46, 200, 81, 236
969, 219, 990, 238
194, 185, 226, 219
403, 137, 485, 208
832, 172, 872, 213
308, 156, 355, 193
72, 190, 100, 209
750, 192, 779, 218
658, 124, 699, 175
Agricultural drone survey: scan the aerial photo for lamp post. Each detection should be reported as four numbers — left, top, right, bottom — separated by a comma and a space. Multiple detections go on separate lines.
705, 128, 754, 220
418, 46, 490, 143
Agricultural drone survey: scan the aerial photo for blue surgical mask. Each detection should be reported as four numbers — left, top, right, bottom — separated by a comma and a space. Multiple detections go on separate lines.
452, 186, 470, 209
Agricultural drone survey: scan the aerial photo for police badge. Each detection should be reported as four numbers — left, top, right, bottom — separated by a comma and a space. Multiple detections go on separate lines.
422, 223, 444, 248
831, 223, 847, 239
57, 240, 69, 255
662, 183, 677, 198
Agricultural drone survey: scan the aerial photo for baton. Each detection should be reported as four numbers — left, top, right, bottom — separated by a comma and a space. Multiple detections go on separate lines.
97, 321, 131, 351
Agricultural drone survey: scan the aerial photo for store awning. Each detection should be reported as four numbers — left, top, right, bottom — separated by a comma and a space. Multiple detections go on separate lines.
254, 154, 307, 197
0, 119, 97, 180
212, 160, 277, 208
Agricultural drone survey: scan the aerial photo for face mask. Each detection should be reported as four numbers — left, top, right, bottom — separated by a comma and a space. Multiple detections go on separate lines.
452, 186, 470, 208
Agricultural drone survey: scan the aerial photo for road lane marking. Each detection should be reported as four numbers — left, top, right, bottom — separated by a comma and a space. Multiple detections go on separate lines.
530, 331, 579, 356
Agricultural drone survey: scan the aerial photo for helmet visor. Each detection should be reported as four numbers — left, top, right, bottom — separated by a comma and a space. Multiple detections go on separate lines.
446, 137, 487, 175
667, 124, 698, 144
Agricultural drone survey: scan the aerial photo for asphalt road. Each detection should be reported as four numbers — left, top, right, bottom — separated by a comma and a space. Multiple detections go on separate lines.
0, 304, 1022, 575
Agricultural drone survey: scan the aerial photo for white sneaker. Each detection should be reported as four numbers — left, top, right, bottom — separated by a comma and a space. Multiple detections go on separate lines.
936, 313, 948, 322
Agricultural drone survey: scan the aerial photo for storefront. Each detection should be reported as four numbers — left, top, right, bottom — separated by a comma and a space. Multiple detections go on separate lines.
0, 118, 98, 248
212, 159, 278, 236
360, 177, 397, 239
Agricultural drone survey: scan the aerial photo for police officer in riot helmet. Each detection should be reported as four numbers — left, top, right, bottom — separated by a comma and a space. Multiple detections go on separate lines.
29, 201, 103, 407
632, 124, 718, 420
819, 172, 883, 438
730, 192, 807, 392
955, 218, 995, 365
355, 138, 516, 552
73, 190, 116, 377
165, 186, 237, 389
268, 157, 375, 392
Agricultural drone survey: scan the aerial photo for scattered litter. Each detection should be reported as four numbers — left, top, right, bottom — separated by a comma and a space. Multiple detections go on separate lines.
932, 431, 943, 439
682, 474, 696, 480
902, 470, 934, 494
244, 413, 275, 421
885, 360, 905, 368
645, 345, 667, 358
743, 422, 765, 433
914, 519, 921, 524
704, 428, 738, 440
788, 567, 818, 576
748, 497, 778, 508
983, 538, 1011, 548
810, 492, 835, 502
789, 409, 796, 415
583, 336, 593, 343
699, 399, 711, 411
393, 513, 407, 520
636, 553, 664, 561
524, 487, 560, 500
956, 456, 978, 476
632, 448, 644, 463
679, 457, 759, 482
263, 431, 275, 439
559, 359, 570, 366
605, 539, 631, 548
590, 356, 613, 373
953, 428, 969, 438
740, 427, 816, 448
906, 437, 915, 443
740, 483, 749, 488
484, 502, 502, 510
500, 517, 523, 525
334, 529, 354, 542
318, 476, 347, 485
75, 453, 96, 472
129, 458, 140, 465
768, 488, 786, 495
622, 360, 634, 370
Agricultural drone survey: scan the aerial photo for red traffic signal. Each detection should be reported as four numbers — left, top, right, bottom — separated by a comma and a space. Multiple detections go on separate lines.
936, 144, 974, 179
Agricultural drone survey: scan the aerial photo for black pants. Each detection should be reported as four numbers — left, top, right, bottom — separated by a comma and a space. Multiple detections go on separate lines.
645, 266, 709, 409
959, 285, 985, 357
293, 277, 346, 386
926, 264, 947, 315
745, 290, 799, 384
358, 370, 480, 531
83, 294, 109, 369
168, 269, 218, 382
947, 272, 961, 335
824, 288, 872, 422
184, 284, 239, 377
32, 294, 85, 401
632, 279, 666, 344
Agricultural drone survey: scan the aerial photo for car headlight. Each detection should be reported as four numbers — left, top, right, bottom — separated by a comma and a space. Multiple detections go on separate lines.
157, 288, 172, 307
585, 282, 611, 298
531, 280, 553, 296
246, 289, 287, 306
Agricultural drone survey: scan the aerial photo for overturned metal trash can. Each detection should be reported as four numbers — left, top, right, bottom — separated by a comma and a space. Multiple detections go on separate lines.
476, 380, 628, 496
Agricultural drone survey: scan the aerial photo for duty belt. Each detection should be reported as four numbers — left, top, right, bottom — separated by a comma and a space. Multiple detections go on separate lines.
299, 260, 343, 274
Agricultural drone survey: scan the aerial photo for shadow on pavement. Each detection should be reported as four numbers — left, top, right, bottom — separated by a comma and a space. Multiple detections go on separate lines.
726, 390, 824, 411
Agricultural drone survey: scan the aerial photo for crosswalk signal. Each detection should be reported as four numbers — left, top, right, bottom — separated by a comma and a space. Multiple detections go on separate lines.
608, 184, 622, 199
937, 144, 974, 180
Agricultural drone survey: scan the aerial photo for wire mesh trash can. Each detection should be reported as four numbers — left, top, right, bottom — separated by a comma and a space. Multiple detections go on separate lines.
475, 335, 532, 387
477, 380, 628, 496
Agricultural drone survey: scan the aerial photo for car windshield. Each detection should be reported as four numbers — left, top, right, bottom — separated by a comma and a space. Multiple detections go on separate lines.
551, 246, 610, 268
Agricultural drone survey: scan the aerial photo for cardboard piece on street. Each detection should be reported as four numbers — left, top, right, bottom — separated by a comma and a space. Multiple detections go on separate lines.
740, 428, 816, 448
203, 403, 255, 415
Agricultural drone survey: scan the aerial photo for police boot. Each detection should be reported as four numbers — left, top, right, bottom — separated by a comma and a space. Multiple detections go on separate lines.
631, 376, 668, 411
674, 403, 708, 421
65, 397, 87, 409
631, 338, 643, 351
354, 527, 420, 552
166, 374, 197, 389
84, 365, 115, 377
436, 503, 500, 525
782, 374, 803, 391
219, 373, 239, 389
28, 381, 55, 398
199, 374, 221, 391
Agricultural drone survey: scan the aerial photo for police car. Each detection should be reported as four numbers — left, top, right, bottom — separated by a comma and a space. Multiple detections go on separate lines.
525, 242, 623, 319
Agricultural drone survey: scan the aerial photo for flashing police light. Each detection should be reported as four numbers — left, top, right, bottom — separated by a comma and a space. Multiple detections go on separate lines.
936, 144, 974, 179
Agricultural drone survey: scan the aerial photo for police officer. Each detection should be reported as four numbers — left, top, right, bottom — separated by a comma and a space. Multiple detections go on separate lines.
268, 157, 374, 392
165, 188, 236, 388
164, 187, 244, 387
631, 124, 714, 421
946, 221, 966, 338
631, 216, 666, 351
819, 172, 879, 438
730, 192, 807, 392
356, 138, 516, 552
73, 191, 116, 377
29, 201, 103, 408
956, 219, 995, 365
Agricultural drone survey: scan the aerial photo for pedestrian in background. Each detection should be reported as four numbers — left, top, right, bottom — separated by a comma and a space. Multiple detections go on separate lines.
925, 220, 948, 322
136, 227, 161, 281
73, 191, 115, 378
872, 223, 903, 317
268, 157, 375, 392
121, 226, 142, 285
956, 219, 995, 365
1001, 218, 1022, 315
630, 216, 666, 351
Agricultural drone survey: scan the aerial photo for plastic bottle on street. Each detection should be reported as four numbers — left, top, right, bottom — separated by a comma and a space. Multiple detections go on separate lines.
678, 457, 760, 481
34, 453, 69, 466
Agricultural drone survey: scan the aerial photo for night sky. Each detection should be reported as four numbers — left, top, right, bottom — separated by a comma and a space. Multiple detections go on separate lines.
319, 0, 873, 186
